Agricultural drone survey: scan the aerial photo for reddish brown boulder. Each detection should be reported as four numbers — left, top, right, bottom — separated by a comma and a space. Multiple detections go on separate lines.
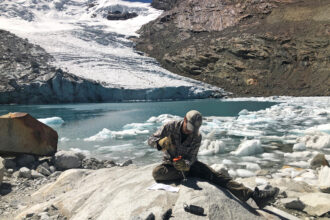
0, 112, 58, 156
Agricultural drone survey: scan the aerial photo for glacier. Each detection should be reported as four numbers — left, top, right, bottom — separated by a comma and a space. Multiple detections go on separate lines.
0, 0, 224, 102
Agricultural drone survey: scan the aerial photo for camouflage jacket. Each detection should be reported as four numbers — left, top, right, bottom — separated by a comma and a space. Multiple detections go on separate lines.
148, 120, 202, 166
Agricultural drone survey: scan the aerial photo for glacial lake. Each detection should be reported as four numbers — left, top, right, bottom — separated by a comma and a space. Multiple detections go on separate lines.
1, 97, 329, 178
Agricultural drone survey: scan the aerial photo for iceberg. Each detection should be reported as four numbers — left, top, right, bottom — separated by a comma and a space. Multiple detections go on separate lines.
232, 140, 263, 156
38, 117, 64, 126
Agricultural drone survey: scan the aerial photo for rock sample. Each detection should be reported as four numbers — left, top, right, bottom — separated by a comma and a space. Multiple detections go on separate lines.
106, 11, 138, 20
16, 165, 264, 220
0, 157, 4, 186
137, 0, 330, 96
19, 167, 32, 179
0, 112, 58, 156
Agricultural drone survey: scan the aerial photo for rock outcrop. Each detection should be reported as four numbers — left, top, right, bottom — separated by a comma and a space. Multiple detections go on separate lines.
0, 112, 58, 156
136, 0, 330, 96
16, 164, 266, 220
106, 11, 138, 20
151, 0, 181, 11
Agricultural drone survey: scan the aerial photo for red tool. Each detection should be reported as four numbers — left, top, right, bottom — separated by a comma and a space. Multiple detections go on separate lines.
173, 156, 187, 181
173, 156, 182, 162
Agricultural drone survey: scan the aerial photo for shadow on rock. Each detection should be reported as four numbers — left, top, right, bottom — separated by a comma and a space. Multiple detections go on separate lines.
0, 183, 12, 196
181, 178, 203, 190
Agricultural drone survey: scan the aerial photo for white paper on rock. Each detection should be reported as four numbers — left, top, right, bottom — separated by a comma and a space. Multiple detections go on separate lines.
147, 183, 180, 193
319, 166, 330, 188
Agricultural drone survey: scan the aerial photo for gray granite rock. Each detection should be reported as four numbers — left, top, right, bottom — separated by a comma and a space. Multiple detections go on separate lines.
49, 166, 56, 173
19, 167, 32, 179
31, 170, 45, 179
54, 151, 85, 170
36, 165, 51, 176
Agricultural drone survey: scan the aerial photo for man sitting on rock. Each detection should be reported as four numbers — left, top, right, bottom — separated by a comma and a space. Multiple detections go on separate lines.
148, 110, 279, 209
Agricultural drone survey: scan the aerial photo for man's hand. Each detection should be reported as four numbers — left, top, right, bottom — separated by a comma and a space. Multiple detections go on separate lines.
173, 159, 190, 172
158, 136, 172, 151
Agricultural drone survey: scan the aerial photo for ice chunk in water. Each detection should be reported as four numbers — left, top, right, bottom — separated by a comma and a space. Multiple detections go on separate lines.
238, 109, 249, 115
245, 163, 261, 171
84, 128, 149, 141
38, 117, 64, 125
293, 142, 306, 151
288, 161, 309, 169
297, 133, 330, 149
199, 140, 226, 155
84, 128, 112, 142
228, 169, 237, 178
222, 159, 234, 165
255, 177, 269, 186
232, 140, 263, 156
306, 124, 330, 134
60, 137, 69, 142
210, 163, 227, 173
236, 169, 256, 178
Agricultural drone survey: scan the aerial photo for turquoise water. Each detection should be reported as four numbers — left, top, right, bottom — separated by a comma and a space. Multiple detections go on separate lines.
1, 97, 329, 177
0, 99, 276, 161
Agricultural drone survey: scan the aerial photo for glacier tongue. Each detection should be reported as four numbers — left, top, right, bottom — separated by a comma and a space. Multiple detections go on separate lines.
0, 0, 224, 100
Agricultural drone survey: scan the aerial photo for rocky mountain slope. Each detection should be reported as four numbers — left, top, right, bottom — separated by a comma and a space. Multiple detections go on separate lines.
136, 0, 330, 96
0, 30, 221, 104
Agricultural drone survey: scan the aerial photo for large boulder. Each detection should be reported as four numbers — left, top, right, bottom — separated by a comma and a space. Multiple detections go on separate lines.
0, 157, 4, 186
16, 165, 266, 220
0, 112, 58, 156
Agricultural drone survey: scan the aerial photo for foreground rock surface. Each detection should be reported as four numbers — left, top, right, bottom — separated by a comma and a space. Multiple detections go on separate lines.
16, 165, 265, 220
238, 174, 330, 217
0, 113, 58, 156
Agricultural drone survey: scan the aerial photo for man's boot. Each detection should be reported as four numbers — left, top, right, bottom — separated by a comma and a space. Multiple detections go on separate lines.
252, 187, 279, 209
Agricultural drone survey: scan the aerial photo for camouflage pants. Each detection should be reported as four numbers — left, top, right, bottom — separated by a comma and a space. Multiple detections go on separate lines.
152, 161, 253, 201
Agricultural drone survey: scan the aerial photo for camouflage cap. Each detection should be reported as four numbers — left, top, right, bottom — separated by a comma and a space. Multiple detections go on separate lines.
185, 110, 202, 132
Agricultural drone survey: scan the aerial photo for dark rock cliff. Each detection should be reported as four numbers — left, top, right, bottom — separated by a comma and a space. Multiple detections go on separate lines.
136, 0, 330, 96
